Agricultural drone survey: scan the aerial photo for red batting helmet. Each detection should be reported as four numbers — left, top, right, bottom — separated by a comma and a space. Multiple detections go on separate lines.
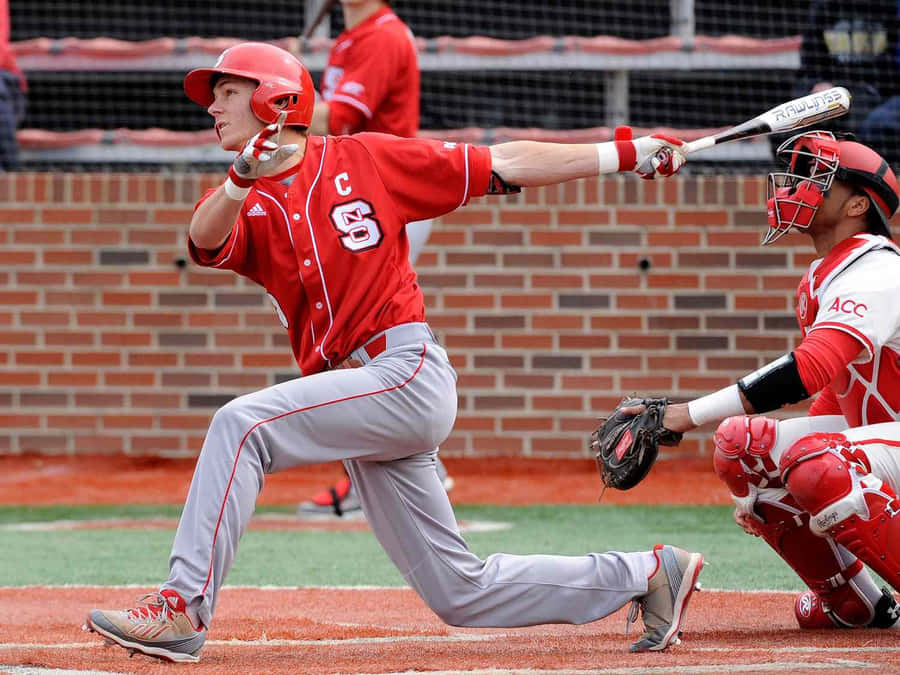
765, 130, 900, 245
184, 42, 315, 128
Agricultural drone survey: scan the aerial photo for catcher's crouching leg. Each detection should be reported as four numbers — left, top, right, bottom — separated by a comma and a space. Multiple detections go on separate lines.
714, 417, 897, 628
781, 432, 900, 600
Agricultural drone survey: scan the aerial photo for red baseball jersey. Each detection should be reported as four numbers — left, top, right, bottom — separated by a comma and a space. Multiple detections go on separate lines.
796, 233, 900, 426
320, 7, 419, 137
189, 134, 492, 375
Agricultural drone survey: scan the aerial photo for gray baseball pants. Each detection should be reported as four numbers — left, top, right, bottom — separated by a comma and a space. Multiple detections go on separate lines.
164, 323, 655, 629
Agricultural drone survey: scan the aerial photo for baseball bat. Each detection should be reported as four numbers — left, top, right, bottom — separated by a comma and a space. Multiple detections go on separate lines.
302, 0, 339, 41
682, 86, 852, 155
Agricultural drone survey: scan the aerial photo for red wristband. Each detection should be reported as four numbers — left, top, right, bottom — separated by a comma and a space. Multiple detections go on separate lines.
227, 166, 255, 188
614, 141, 636, 171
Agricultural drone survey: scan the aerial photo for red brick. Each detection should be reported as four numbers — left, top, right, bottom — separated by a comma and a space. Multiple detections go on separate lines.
128, 228, 179, 245
153, 208, 195, 225
532, 274, 583, 288
556, 210, 611, 226
41, 208, 94, 225
647, 274, 700, 289
43, 250, 93, 265
0, 415, 41, 427
498, 210, 551, 226
106, 372, 157, 386
499, 294, 553, 309
735, 295, 790, 310
501, 417, 555, 431
646, 231, 702, 247
500, 334, 554, 350
48, 372, 99, 386
444, 293, 495, 309
72, 352, 122, 367
674, 210, 729, 226
532, 395, 585, 411
616, 209, 669, 226
529, 230, 583, 246
15, 351, 65, 366
218, 374, 270, 389
0, 250, 37, 265
0, 209, 36, 224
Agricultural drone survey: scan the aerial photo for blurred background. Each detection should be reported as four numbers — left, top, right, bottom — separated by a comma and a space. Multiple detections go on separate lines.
8, 0, 900, 171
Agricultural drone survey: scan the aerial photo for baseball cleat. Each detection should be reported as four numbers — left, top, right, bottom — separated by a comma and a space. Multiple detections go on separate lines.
298, 463, 454, 519
627, 544, 705, 652
84, 589, 206, 663
297, 477, 362, 519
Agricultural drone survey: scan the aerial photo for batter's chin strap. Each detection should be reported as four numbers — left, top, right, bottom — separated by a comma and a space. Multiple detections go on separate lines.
487, 170, 522, 195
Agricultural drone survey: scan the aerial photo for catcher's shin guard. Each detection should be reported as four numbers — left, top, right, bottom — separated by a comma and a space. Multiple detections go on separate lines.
743, 488, 880, 627
781, 432, 900, 596
714, 419, 884, 628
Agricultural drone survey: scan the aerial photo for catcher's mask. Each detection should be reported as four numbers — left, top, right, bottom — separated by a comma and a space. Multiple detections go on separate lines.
184, 42, 315, 129
764, 130, 900, 245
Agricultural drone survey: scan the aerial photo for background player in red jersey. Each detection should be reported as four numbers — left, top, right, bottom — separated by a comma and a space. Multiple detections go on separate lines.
83, 42, 701, 663
299, 0, 454, 518
617, 130, 900, 630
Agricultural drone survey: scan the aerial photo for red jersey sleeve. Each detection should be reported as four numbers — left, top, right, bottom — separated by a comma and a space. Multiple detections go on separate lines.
356, 134, 493, 222
187, 188, 258, 280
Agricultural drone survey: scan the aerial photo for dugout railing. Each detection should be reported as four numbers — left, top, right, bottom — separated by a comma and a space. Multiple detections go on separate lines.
9, 0, 813, 170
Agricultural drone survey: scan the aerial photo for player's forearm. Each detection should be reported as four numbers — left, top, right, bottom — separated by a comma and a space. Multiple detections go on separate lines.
309, 101, 330, 136
489, 141, 601, 186
189, 187, 244, 250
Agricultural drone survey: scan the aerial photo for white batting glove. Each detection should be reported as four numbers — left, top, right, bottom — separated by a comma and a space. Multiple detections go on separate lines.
614, 126, 687, 180
232, 111, 299, 181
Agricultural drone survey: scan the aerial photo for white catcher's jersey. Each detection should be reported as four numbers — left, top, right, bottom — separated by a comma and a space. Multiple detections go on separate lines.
796, 233, 900, 426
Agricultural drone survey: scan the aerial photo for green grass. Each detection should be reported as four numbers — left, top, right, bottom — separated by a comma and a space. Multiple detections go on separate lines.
0, 504, 802, 590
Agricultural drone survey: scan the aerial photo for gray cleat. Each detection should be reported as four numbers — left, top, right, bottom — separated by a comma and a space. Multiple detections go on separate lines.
83, 589, 206, 663
627, 544, 705, 652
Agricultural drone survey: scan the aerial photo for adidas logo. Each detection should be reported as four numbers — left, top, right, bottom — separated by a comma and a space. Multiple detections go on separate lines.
247, 203, 267, 217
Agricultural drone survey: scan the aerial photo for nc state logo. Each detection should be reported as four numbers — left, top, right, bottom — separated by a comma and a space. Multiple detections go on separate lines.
798, 291, 808, 322
797, 593, 814, 618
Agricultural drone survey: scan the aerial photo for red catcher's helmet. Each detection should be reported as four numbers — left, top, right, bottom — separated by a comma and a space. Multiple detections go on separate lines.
184, 42, 315, 128
765, 130, 900, 245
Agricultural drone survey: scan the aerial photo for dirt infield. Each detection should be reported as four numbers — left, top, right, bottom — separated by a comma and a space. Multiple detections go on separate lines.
3, 586, 899, 674
0, 453, 731, 506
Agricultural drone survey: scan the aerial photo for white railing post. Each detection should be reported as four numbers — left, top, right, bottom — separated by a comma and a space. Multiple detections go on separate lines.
604, 71, 630, 129
671, 0, 696, 48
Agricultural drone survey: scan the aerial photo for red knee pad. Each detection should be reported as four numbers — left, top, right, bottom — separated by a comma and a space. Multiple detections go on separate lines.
713, 416, 782, 497
779, 433, 855, 516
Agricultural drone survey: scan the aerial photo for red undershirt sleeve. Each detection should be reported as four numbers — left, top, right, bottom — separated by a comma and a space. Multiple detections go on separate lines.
793, 326, 866, 395
808, 384, 842, 416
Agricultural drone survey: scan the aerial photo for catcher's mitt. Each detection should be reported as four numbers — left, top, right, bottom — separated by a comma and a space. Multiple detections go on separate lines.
590, 397, 682, 491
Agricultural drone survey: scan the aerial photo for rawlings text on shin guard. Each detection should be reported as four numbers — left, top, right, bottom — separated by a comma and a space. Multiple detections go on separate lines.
781, 432, 900, 595
714, 418, 882, 628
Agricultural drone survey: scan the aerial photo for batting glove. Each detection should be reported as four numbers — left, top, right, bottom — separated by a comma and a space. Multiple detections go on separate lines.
233, 111, 299, 180
614, 126, 687, 180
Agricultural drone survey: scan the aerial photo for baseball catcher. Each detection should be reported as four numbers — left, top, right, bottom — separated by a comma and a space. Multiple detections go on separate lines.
591, 397, 683, 491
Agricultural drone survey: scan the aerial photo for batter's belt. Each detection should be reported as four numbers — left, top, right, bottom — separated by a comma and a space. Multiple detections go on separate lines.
331, 322, 437, 370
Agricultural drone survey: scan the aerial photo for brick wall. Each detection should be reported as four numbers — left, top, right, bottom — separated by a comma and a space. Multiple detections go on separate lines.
0, 171, 810, 459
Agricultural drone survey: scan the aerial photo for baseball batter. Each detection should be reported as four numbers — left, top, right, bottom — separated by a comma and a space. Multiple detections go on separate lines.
622, 130, 900, 630
83, 42, 702, 663
300, 0, 451, 517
